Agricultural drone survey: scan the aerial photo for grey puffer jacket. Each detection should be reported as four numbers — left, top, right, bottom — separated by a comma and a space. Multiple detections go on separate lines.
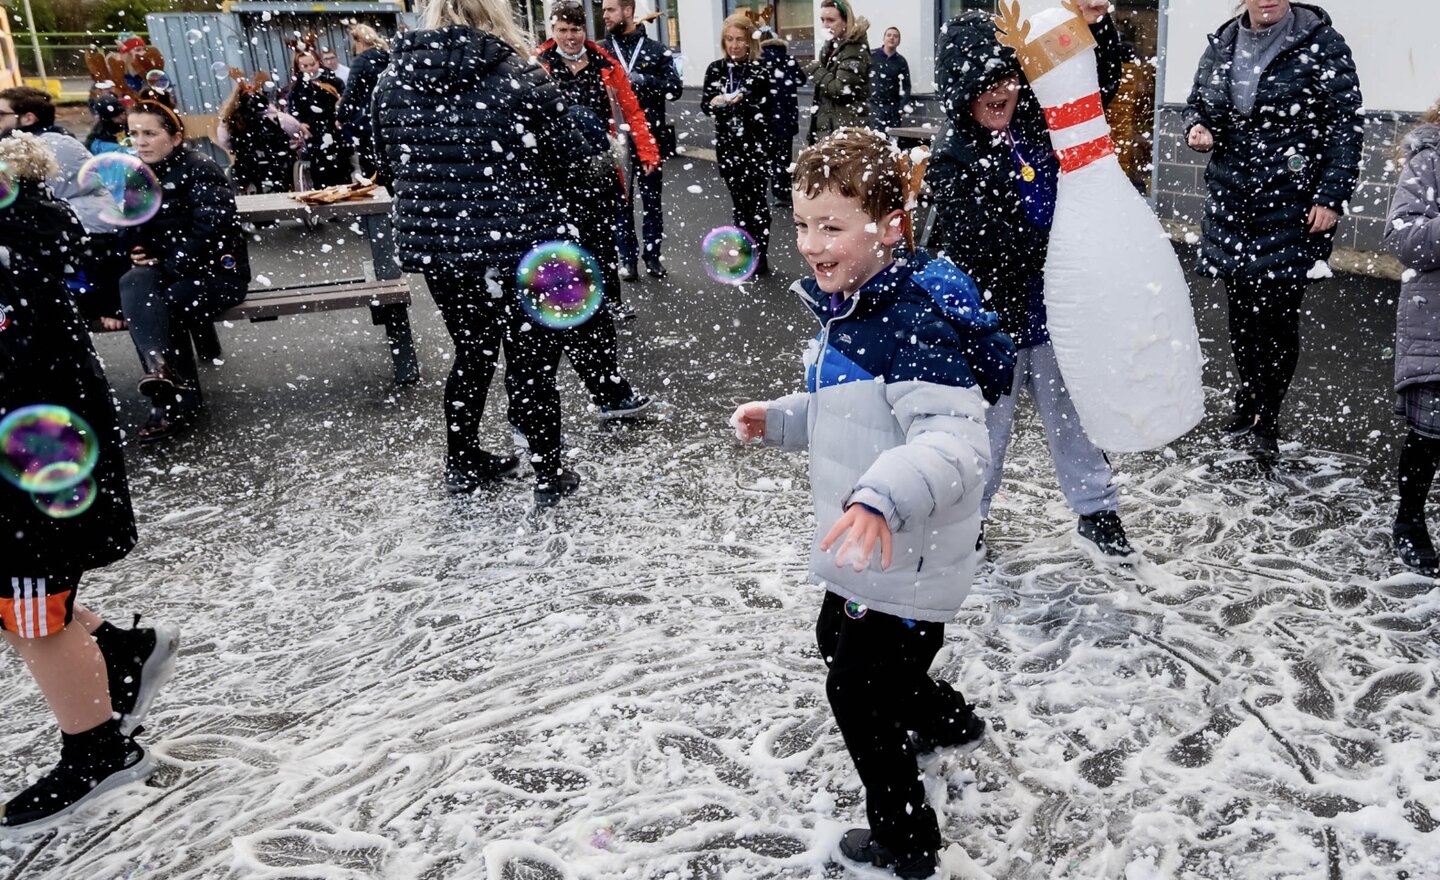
763, 251, 1014, 622
1385, 123, 1440, 392
28, 127, 119, 236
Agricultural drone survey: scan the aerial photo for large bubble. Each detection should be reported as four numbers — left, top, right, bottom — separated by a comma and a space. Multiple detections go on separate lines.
211, 61, 230, 80
77, 153, 161, 227
515, 242, 605, 330
30, 467, 98, 519
701, 226, 758, 284
0, 405, 100, 494
185, 28, 204, 45
0, 162, 15, 210
144, 68, 171, 92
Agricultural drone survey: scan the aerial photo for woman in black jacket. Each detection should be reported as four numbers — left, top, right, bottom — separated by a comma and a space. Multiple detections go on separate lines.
338, 24, 390, 180
372, 0, 595, 506
119, 102, 250, 441
0, 139, 176, 828
1185, 0, 1362, 456
703, 13, 775, 277
287, 49, 352, 188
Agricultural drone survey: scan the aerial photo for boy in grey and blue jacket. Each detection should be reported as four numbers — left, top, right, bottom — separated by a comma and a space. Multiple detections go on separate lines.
732, 128, 1014, 878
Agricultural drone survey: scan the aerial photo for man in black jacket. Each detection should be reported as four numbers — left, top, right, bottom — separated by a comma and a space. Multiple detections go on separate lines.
868, 27, 910, 132
602, 0, 683, 280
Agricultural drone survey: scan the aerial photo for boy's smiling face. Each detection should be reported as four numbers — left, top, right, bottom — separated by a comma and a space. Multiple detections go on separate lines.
792, 188, 906, 296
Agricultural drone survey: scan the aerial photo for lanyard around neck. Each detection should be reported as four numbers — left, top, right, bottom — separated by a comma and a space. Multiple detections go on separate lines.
610, 33, 645, 76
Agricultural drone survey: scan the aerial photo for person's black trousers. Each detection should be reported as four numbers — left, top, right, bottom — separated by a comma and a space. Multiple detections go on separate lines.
718, 150, 771, 265
426, 271, 565, 480
617, 141, 664, 266
569, 185, 637, 408
816, 590, 973, 861
767, 131, 796, 204
1224, 276, 1308, 431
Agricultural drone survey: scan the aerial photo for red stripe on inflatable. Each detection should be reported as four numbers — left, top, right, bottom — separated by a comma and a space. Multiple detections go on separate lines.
1056, 135, 1116, 173
1044, 92, 1105, 131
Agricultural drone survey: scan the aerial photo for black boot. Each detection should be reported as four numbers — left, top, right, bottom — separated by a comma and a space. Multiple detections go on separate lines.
444, 450, 521, 495
838, 829, 937, 879
0, 719, 152, 829
1394, 517, 1439, 573
534, 467, 581, 508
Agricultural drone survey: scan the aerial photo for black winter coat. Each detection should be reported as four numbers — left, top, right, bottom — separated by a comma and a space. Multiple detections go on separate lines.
926, 12, 1128, 347
760, 41, 807, 142
339, 47, 390, 135
121, 148, 251, 289
1184, 3, 1362, 281
603, 29, 683, 131
701, 58, 772, 167
0, 185, 136, 572
371, 26, 591, 273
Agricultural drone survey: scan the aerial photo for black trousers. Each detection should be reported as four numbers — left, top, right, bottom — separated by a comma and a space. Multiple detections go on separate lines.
718, 150, 771, 262
118, 266, 246, 397
816, 590, 972, 860
426, 271, 565, 480
768, 131, 796, 203
1224, 276, 1308, 430
568, 184, 636, 408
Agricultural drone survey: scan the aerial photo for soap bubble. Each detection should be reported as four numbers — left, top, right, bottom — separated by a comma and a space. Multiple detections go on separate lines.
30, 468, 98, 519
77, 154, 161, 227
0, 162, 16, 211
211, 61, 230, 80
185, 28, 204, 45
844, 600, 867, 620
701, 226, 758, 284
144, 69, 170, 91
0, 405, 99, 494
515, 242, 605, 330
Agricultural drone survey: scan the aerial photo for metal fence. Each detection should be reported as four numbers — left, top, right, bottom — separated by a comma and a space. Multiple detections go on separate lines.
14, 31, 149, 78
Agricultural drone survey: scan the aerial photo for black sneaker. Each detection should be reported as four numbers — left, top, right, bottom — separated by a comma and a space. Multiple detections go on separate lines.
619, 263, 640, 283
445, 451, 521, 494
1223, 412, 1256, 438
1248, 425, 1280, 460
0, 727, 153, 830
535, 467, 581, 508
1394, 517, 1439, 573
910, 712, 987, 756
597, 394, 651, 420
94, 616, 180, 734
608, 301, 636, 322
1074, 511, 1140, 565
838, 829, 937, 879
644, 256, 667, 279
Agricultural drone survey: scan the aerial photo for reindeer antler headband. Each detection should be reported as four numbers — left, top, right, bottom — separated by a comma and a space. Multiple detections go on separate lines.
995, 0, 1096, 82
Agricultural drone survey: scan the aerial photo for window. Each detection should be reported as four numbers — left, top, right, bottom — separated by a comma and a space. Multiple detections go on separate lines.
726, 0, 815, 60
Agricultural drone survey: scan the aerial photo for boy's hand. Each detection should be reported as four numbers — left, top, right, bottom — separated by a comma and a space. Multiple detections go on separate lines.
822, 505, 893, 572
730, 402, 767, 442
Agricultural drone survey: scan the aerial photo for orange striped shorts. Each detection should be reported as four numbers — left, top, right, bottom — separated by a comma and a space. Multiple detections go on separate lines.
0, 575, 78, 638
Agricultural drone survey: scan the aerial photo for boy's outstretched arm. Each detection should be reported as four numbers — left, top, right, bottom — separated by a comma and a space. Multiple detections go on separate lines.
845, 319, 993, 531
731, 393, 811, 449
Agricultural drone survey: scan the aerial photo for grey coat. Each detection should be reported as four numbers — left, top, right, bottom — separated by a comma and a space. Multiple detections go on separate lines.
1385, 123, 1440, 392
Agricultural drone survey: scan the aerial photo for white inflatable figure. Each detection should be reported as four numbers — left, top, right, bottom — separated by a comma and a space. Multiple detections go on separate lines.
996, 0, 1204, 452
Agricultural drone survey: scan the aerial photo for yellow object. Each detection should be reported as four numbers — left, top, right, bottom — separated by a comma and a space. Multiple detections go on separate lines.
22, 78, 60, 98
1020, 164, 1036, 182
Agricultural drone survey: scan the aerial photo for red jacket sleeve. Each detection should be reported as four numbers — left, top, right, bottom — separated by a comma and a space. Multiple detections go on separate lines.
597, 45, 660, 167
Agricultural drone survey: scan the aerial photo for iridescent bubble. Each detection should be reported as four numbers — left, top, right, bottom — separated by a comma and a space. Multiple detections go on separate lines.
30, 468, 98, 519
844, 600, 867, 620
515, 241, 605, 330
185, 28, 204, 45
0, 162, 16, 210
701, 225, 758, 284
0, 405, 99, 494
211, 61, 230, 80
144, 68, 170, 92
77, 153, 161, 227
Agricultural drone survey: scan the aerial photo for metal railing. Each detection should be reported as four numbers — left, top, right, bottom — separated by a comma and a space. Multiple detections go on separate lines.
14, 31, 149, 79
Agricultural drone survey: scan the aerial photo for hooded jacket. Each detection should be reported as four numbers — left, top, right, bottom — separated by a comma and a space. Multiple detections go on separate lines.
536, 38, 660, 168
764, 250, 1015, 622
926, 12, 1128, 348
0, 184, 136, 572
16, 125, 119, 236
1386, 123, 1440, 393
1184, 2, 1362, 281
806, 17, 871, 142
372, 26, 593, 273
701, 56, 773, 164
760, 38, 807, 142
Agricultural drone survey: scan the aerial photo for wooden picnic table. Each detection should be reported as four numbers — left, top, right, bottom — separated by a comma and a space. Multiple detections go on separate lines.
231, 191, 419, 385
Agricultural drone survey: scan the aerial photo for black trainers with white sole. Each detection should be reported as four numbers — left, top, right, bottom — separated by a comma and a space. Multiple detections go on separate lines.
910, 712, 987, 756
535, 468, 581, 508
597, 395, 651, 420
93, 616, 180, 734
0, 721, 154, 830
838, 829, 937, 879
1074, 511, 1140, 565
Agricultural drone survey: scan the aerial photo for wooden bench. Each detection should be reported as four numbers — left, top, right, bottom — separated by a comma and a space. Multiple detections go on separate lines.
95, 191, 421, 386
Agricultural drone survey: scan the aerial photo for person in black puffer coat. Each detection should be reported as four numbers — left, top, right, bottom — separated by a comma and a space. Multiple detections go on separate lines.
758, 31, 806, 207
0, 138, 177, 830
704, 14, 775, 277
119, 102, 250, 442
1184, 0, 1362, 456
338, 24, 391, 180
287, 49, 353, 188
927, 5, 1139, 565
372, 0, 597, 506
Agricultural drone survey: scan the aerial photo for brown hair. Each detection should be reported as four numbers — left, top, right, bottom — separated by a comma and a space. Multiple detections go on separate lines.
793, 127, 927, 247
1398, 96, 1440, 164
293, 48, 321, 79
0, 85, 55, 127
550, 1, 586, 29
720, 12, 758, 62
130, 100, 185, 138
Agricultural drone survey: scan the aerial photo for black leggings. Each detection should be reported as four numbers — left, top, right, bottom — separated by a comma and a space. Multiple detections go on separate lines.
426, 271, 565, 480
718, 151, 771, 262
815, 591, 973, 861
1225, 276, 1308, 430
